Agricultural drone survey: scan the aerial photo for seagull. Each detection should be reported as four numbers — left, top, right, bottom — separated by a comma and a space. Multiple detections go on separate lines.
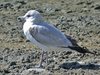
18, 10, 94, 68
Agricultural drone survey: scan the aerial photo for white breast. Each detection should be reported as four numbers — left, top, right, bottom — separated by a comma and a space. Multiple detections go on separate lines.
23, 22, 35, 41
23, 22, 32, 35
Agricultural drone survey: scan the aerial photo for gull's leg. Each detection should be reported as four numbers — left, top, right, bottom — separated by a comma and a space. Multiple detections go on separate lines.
45, 51, 48, 66
38, 51, 48, 68
39, 51, 45, 68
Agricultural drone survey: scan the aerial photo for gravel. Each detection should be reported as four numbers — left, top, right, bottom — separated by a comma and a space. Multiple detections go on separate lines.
0, 0, 100, 75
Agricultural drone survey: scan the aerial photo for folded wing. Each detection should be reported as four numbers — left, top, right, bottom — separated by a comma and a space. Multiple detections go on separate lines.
29, 25, 72, 47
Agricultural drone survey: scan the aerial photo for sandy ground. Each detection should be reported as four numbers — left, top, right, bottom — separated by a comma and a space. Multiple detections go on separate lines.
0, 0, 100, 75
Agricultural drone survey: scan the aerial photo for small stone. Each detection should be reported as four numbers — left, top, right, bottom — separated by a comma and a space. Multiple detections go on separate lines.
3, 69, 10, 73
95, 5, 100, 10
9, 61, 16, 66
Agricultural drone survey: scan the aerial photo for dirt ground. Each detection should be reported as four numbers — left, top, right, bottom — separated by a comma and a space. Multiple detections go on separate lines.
0, 0, 100, 75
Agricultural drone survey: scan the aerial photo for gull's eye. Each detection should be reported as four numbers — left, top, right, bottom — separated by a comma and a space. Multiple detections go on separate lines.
27, 15, 31, 17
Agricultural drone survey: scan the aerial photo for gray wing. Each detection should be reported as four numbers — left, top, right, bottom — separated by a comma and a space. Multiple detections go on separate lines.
29, 25, 72, 47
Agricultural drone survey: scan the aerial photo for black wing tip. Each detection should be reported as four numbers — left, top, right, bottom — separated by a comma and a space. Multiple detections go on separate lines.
59, 46, 98, 55
68, 46, 96, 55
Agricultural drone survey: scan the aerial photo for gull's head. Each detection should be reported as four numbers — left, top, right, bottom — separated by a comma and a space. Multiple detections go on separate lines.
18, 10, 43, 23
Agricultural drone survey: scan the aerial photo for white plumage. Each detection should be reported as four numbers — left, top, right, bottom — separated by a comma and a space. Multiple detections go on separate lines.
22, 10, 72, 49
18, 10, 92, 67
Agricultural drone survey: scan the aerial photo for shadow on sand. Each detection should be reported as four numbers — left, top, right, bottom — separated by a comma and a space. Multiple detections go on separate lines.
59, 61, 100, 70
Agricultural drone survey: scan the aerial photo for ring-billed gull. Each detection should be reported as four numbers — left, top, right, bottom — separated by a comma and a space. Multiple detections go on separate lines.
18, 10, 94, 68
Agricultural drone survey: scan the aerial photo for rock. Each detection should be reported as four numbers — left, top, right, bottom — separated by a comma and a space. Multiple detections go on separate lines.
94, 5, 100, 10
0, 2, 13, 9
21, 68, 46, 75
3, 69, 10, 73
9, 61, 17, 66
